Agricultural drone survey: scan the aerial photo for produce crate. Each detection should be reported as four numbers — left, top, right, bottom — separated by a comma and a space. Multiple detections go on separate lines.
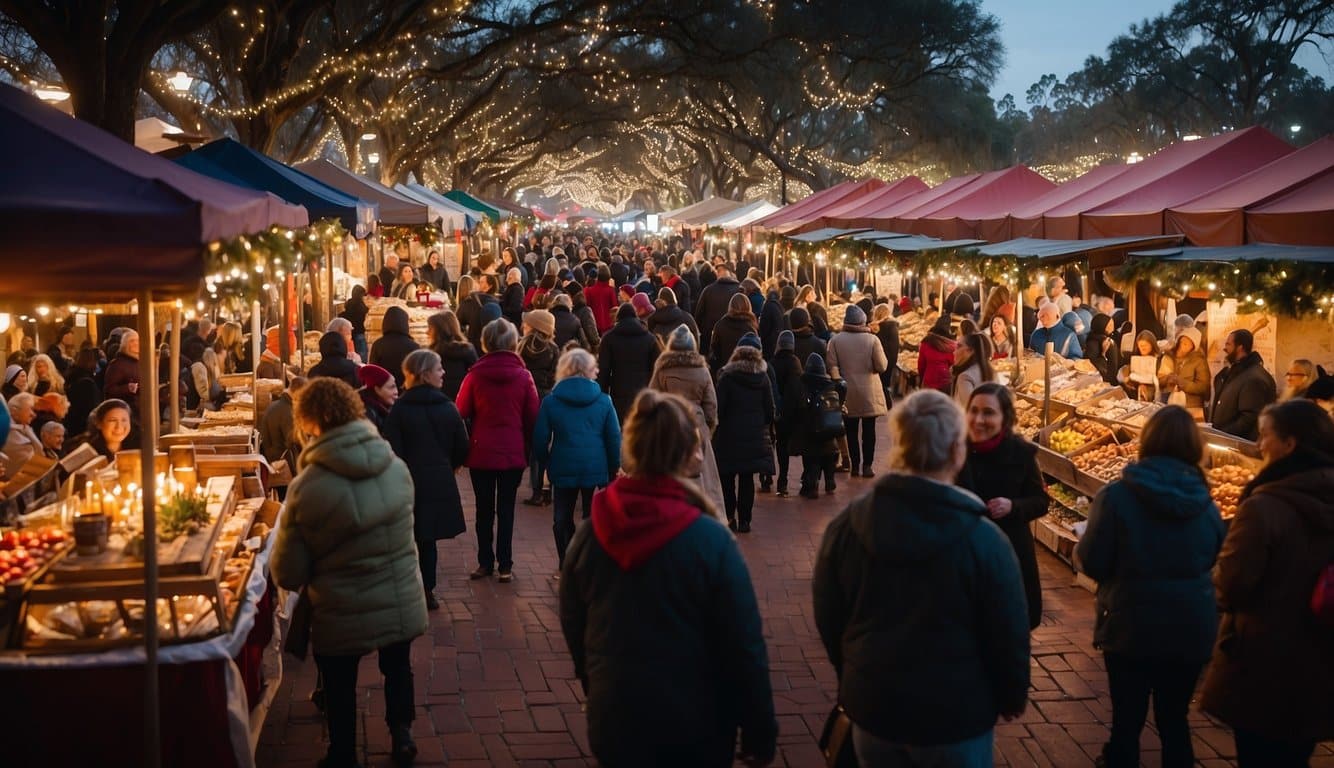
1032, 518, 1078, 565
1075, 387, 1149, 422
1051, 375, 1115, 406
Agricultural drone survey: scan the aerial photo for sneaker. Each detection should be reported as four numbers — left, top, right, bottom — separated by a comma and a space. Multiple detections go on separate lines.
390, 724, 417, 766
497, 569, 513, 583
469, 566, 493, 580
775, 488, 789, 498
424, 592, 440, 611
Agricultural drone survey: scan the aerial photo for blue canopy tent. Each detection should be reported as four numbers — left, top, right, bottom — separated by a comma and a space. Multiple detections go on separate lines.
395, 183, 479, 230
176, 138, 377, 237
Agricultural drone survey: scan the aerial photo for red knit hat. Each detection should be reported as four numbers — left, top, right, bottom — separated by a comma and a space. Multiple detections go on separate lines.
631, 292, 654, 318
357, 364, 392, 389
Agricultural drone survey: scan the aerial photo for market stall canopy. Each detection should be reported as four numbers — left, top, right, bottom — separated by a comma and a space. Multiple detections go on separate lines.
835, 173, 982, 231
1244, 169, 1334, 246
134, 117, 206, 154
753, 179, 884, 231
978, 235, 1182, 269
394, 183, 479, 229
705, 200, 780, 228
791, 176, 929, 233
872, 235, 986, 252
663, 196, 743, 226
445, 190, 508, 222
0, 82, 308, 301
849, 230, 912, 241
894, 166, 1057, 239
479, 195, 533, 218
176, 138, 376, 237
295, 159, 458, 229
1040, 127, 1292, 240
1127, 243, 1334, 264
609, 208, 646, 223
786, 227, 871, 242
1000, 163, 1132, 241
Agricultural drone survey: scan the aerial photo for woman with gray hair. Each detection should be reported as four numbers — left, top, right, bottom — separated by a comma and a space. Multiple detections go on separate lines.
457, 319, 539, 583
4, 393, 41, 477
813, 389, 1030, 766
532, 348, 621, 573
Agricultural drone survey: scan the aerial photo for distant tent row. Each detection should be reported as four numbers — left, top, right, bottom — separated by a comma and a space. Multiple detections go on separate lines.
742, 127, 1332, 247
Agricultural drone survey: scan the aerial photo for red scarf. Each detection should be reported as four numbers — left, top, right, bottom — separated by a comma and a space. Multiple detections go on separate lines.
968, 432, 1005, 454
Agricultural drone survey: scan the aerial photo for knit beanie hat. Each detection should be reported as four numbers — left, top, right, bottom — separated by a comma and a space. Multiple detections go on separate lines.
631, 292, 654, 318
1177, 326, 1202, 350
616, 303, 637, 322
805, 353, 827, 376
737, 332, 762, 350
843, 304, 867, 327
777, 330, 795, 351
4, 364, 22, 384
523, 309, 556, 338
789, 307, 811, 330
668, 324, 696, 352
480, 301, 503, 325
357, 364, 392, 389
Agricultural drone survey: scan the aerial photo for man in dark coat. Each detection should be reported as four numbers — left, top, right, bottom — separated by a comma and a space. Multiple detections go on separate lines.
1210, 329, 1277, 441
813, 390, 1030, 762
597, 304, 660, 421
457, 277, 501, 354
680, 256, 704, 311
693, 263, 741, 356
379, 252, 401, 296
788, 307, 827, 366
645, 287, 699, 345
369, 306, 420, 388
757, 289, 784, 359
608, 255, 630, 288
308, 331, 361, 389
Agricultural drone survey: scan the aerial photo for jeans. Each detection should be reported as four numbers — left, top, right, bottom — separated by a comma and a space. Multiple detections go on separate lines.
720, 472, 755, 524
553, 486, 594, 567
844, 415, 878, 470
314, 639, 414, 763
801, 453, 837, 493
1234, 728, 1317, 768
416, 538, 437, 592
470, 467, 523, 571
774, 430, 791, 487
852, 724, 992, 768
352, 332, 368, 364
529, 456, 547, 495
1101, 652, 1203, 768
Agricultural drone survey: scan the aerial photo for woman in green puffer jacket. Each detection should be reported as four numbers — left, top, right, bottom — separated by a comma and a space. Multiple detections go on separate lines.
272, 377, 427, 768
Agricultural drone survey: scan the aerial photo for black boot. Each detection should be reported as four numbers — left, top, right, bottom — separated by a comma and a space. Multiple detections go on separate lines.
390, 724, 417, 766
758, 475, 772, 493
541, 488, 552, 506
776, 477, 788, 497
522, 492, 543, 506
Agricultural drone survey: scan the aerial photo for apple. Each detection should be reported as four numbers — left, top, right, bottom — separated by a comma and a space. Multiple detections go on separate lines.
6, 566, 22, 579
0, 531, 19, 550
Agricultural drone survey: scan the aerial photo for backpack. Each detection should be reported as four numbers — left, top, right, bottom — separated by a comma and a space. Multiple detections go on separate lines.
808, 385, 846, 440
1313, 561, 1334, 626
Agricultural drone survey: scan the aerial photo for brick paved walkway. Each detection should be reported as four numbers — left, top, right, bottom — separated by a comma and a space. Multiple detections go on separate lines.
257, 451, 1334, 767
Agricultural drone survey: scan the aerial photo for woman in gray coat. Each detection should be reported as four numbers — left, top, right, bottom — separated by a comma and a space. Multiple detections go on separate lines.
827, 304, 888, 477
650, 324, 726, 516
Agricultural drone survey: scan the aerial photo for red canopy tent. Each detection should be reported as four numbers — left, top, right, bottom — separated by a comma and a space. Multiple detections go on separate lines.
893, 165, 1056, 239
789, 176, 929, 233
1040, 127, 1292, 240
836, 172, 982, 231
753, 179, 886, 231
1164, 135, 1334, 246
1245, 166, 1334, 246
984, 163, 1132, 241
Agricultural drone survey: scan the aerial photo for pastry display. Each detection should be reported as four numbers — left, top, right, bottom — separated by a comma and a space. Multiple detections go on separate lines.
1207, 464, 1253, 519
1079, 397, 1146, 422
1054, 382, 1108, 404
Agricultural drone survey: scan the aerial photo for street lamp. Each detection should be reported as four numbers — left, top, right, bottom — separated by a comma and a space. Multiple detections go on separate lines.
33, 85, 69, 102
168, 71, 194, 93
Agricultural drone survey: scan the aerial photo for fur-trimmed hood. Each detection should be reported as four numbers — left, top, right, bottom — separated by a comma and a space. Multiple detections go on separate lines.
653, 350, 707, 373
721, 346, 766, 376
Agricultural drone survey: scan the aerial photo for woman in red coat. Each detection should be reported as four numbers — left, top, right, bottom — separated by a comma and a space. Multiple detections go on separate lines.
456, 318, 540, 583
917, 317, 957, 393
584, 264, 618, 334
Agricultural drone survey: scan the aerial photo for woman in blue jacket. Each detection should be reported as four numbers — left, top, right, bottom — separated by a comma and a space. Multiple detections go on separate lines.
1075, 405, 1226, 768
533, 347, 621, 571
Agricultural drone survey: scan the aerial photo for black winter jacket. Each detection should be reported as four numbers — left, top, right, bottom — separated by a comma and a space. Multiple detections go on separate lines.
369, 306, 420, 388
646, 305, 699, 344
875, 320, 900, 392
431, 339, 476, 401
680, 269, 703, 314
340, 295, 369, 336
309, 331, 360, 389
694, 276, 741, 354
551, 305, 590, 350
572, 299, 601, 353
457, 291, 499, 353
519, 335, 559, 397
384, 385, 470, 541
597, 319, 660, 420
956, 435, 1049, 629
712, 350, 775, 475
757, 294, 785, 359
501, 283, 525, 328
791, 371, 844, 456
769, 349, 803, 436
559, 479, 776, 767
1075, 455, 1226, 662
1210, 351, 1277, 440
792, 328, 827, 367
708, 313, 758, 372
813, 475, 1031, 745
